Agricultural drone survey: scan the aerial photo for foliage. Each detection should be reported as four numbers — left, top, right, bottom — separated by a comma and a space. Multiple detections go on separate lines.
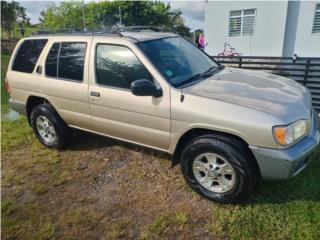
39, 1, 191, 36
1, 53, 10, 113
194, 28, 204, 38
39, 1, 85, 31
1, 1, 30, 38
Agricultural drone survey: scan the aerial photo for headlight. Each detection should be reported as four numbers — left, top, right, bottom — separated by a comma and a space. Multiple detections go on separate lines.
273, 120, 308, 146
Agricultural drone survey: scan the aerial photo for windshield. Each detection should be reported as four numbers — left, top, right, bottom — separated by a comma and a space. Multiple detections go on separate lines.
138, 37, 219, 88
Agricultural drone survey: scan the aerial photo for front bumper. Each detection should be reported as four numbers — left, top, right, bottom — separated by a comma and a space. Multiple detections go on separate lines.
250, 110, 320, 180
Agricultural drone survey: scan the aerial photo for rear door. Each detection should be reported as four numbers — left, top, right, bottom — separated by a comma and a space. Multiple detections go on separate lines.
88, 37, 171, 151
38, 36, 92, 129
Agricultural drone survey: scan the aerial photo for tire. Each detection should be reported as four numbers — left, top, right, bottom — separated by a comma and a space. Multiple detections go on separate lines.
180, 134, 259, 203
30, 103, 72, 149
231, 53, 240, 62
217, 53, 225, 62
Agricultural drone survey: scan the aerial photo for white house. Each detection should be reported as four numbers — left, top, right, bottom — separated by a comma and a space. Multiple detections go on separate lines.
204, 1, 320, 57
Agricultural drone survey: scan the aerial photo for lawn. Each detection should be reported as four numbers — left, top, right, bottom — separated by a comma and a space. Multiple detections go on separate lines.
1, 53, 10, 113
1, 53, 320, 239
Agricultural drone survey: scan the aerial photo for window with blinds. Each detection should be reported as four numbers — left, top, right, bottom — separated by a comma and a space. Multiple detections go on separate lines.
229, 9, 256, 37
312, 4, 320, 33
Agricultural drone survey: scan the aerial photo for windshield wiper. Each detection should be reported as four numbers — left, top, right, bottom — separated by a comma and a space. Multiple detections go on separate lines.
175, 73, 202, 88
201, 65, 225, 78
176, 65, 225, 88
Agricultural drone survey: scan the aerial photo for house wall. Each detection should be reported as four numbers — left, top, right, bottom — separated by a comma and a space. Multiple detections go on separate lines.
204, 1, 289, 56
293, 1, 320, 57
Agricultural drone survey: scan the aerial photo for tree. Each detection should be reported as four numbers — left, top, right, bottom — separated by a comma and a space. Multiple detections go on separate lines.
1, 1, 30, 38
39, 1, 191, 36
39, 1, 85, 30
168, 10, 191, 37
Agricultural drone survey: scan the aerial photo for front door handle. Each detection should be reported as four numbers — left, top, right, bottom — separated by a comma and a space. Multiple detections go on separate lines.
90, 91, 100, 97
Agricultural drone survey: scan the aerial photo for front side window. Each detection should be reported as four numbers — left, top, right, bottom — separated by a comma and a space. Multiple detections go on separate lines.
138, 37, 218, 88
45, 42, 86, 82
312, 4, 320, 33
12, 39, 48, 73
229, 9, 256, 37
96, 44, 152, 89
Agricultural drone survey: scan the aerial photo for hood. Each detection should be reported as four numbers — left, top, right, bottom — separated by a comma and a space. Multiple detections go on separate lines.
184, 67, 312, 122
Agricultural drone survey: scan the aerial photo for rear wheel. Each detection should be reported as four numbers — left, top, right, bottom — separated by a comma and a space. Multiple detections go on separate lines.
180, 134, 259, 203
30, 104, 72, 149
217, 53, 225, 62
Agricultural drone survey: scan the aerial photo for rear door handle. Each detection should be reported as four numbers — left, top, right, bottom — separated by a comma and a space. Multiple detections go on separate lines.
90, 91, 100, 97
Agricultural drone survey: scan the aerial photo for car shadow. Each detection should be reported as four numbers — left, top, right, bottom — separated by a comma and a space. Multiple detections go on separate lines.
67, 129, 171, 159
66, 129, 117, 151
67, 129, 320, 204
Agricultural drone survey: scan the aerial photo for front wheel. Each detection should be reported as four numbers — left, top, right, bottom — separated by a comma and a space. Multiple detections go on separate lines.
231, 53, 240, 62
180, 134, 259, 203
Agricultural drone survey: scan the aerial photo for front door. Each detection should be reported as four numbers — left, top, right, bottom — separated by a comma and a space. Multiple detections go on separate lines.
88, 37, 171, 151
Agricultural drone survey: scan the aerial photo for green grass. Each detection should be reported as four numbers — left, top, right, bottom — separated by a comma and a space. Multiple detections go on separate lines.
1, 116, 33, 152
1, 53, 10, 113
2, 113, 320, 240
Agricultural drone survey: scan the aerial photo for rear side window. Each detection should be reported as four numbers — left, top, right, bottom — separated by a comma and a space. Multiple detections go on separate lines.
59, 42, 86, 81
12, 39, 48, 73
45, 42, 86, 82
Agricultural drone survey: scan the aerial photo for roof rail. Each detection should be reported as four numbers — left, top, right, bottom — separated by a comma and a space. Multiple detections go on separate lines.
31, 28, 122, 37
112, 26, 165, 34
32, 26, 164, 36
30, 26, 168, 42
32, 28, 75, 35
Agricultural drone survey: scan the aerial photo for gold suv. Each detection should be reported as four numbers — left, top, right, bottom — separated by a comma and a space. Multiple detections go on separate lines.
5, 29, 319, 203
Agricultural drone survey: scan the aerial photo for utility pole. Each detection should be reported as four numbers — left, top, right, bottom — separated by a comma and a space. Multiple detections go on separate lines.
119, 6, 122, 26
81, 0, 86, 31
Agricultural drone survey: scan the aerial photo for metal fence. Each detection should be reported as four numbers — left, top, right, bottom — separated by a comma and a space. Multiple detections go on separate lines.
212, 56, 320, 112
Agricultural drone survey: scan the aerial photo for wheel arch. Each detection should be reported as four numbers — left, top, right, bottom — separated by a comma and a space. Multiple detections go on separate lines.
26, 95, 53, 124
171, 128, 261, 178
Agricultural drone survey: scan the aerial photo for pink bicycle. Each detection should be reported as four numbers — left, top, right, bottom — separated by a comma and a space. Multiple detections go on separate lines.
217, 42, 241, 61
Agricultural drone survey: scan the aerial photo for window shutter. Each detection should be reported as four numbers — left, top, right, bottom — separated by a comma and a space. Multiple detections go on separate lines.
229, 9, 256, 37
229, 16, 242, 36
312, 4, 320, 33
229, 11, 242, 37
243, 15, 255, 36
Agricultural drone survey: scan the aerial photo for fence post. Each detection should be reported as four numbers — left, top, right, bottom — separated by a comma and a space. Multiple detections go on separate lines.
304, 59, 310, 86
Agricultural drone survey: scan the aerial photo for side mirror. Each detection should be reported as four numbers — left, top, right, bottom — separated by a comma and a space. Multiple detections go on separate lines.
130, 79, 162, 97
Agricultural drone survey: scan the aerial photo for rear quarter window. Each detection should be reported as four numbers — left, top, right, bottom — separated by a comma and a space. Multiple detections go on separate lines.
12, 39, 48, 73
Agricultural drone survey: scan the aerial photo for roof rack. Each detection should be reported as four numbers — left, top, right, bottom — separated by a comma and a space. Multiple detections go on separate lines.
31, 26, 169, 42
33, 25, 165, 35
32, 28, 119, 36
